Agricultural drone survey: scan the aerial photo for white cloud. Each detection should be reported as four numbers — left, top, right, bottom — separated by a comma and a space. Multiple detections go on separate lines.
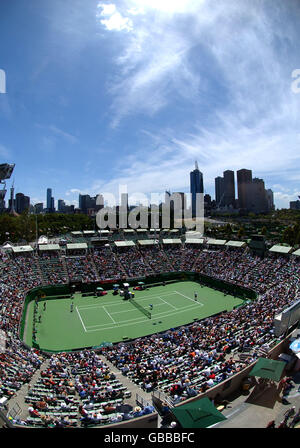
81, 0, 300, 209
48, 125, 78, 144
97, 3, 133, 32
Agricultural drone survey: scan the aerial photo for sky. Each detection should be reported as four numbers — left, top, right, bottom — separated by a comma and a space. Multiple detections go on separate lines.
0, 0, 300, 209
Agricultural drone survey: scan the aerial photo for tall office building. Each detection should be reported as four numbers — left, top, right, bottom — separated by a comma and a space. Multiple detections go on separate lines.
215, 176, 225, 207
34, 203, 43, 214
248, 178, 268, 213
237, 169, 252, 210
190, 161, 204, 217
266, 189, 274, 211
290, 199, 300, 210
79, 193, 102, 215
15, 193, 30, 214
47, 188, 52, 210
223, 170, 235, 208
58, 199, 66, 213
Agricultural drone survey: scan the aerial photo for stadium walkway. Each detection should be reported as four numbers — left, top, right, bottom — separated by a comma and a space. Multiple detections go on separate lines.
98, 355, 154, 408
5, 357, 51, 421
211, 370, 300, 428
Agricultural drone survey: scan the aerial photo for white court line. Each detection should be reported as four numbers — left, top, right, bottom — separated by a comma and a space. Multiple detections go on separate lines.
76, 306, 87, 333
84, 302, 201, 332
103, 306, 116, 324
77, 290, 203, 332
77, 291, 176, 311
78, 291, 175, 310
158, 296, 178, 310
174, 290, 204, 307
86, 303, 168, 329
110, 302, 167, 315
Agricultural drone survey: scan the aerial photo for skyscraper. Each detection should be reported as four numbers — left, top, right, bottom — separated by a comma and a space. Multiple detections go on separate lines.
58, 199, 65, 213
190, 161, 204, 218
248, 178, 268, 213
266, 189, 274, 211
237, 169, 252, 210
47, 188, 52, 211
223, 170, 235, 208
215, 176, 225, 207
15, 193, 30, 214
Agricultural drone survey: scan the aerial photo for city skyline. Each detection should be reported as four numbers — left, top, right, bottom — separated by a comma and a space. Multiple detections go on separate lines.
4, 163, 277, 214
1, 1, 300, 209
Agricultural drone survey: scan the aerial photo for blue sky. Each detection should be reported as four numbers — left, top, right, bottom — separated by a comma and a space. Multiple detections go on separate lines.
0, 0, 300, 209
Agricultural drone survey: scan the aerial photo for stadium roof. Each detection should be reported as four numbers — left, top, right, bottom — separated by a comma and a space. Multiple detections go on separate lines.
12, 245, 34, 253
149, 228, 160, 232
249, 358, 286, 382
71, 231, 83, 236
292, 248, 300, 257
39, 244, 61, 251
123, 229, 135, 233
185, 238, 204, 244
269, 245, 292, 254
171, 397, 226, 428
114, 240, 135, 247
162, 238, 182, 244
66, 243, 88, 250
225, 241, 246, 248
206, 238, 227, 246
97, 230, 110, 234
83, 230, 95, 235
136, 228, 148, 232
138, 239, 159, 245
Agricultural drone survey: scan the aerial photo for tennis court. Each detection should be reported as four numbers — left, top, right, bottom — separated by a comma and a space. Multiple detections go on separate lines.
25, 281, 245, 352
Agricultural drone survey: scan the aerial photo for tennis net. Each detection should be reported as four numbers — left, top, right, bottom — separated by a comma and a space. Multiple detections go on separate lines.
130, 298, 151, 319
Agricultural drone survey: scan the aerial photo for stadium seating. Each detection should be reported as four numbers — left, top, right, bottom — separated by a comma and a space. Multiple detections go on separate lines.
0, 241, 299, 426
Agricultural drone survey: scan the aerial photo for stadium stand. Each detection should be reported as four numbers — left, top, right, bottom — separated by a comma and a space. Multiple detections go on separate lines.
0, 239, 300, 427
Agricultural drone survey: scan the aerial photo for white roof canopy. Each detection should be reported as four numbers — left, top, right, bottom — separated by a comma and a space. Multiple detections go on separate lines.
66, 243, 88, 250
39, 244, 61, 251
12, 245, 34, 253
138, 239, 159, 245
225, 241, 246, 248
162, 238, 182, 244
269, 245, 292, 254
185, 238, 204, 244
114, 240, 135, 247
206, 239, 227, 246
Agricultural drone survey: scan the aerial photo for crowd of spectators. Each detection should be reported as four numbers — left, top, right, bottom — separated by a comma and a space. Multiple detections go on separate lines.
113, 246, 150, 279
23, 350, 153, 427
65, 254, 99, 283
0, 243, 300, 425
100, 247, 300, 399
93, 246, 124, 280
38, 251, 68, 285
